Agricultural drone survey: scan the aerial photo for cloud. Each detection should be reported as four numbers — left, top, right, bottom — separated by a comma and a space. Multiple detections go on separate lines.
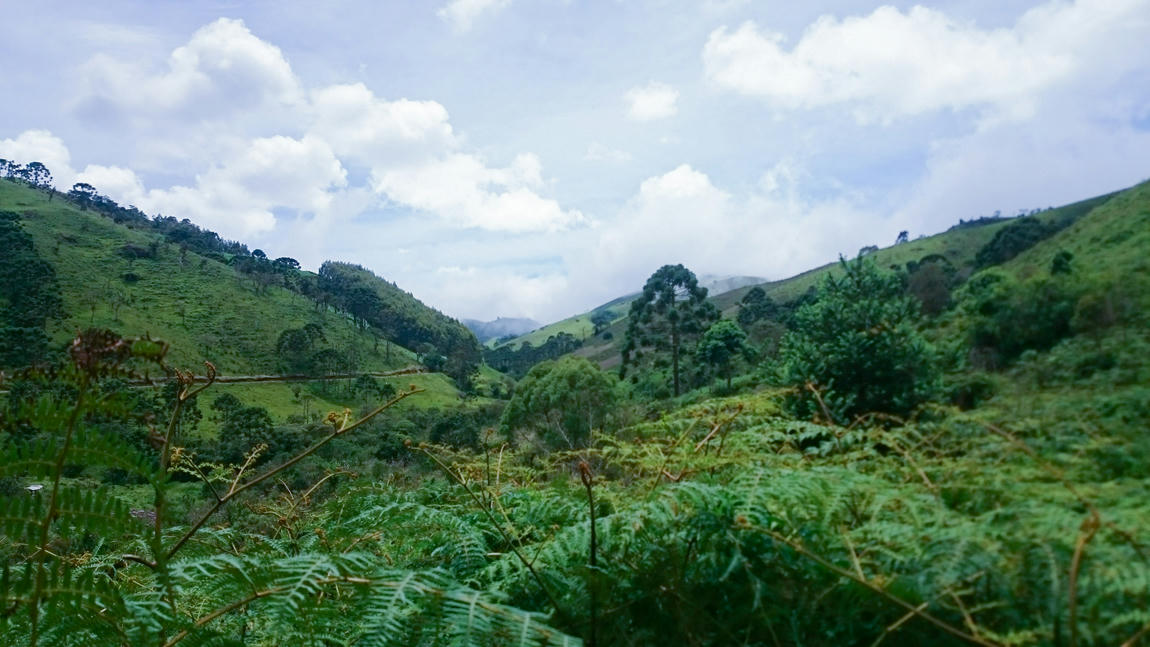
892, 106, 1150, 235
578, 162, 883, 308
0, 130, 77, 187
372, 152, 585, 232
76, 18, 301, 123
625, 82, 679, 121
305, 81, 585, 233
426, 266, 568, 321
61, 18, 583, 238
437, 0, 512, 31
74, 164, 146, 204
83, 135, 347, 239
309, 83, 457, 167
702, 0, 1150, 122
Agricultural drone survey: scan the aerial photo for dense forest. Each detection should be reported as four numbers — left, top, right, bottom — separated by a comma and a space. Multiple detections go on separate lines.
1, 162, 1149, 647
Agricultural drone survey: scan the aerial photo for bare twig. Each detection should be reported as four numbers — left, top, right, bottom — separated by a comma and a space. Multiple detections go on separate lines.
748, 525, 999, 647
1068, 511, 1101, 647
870, 602, 930, 647
166, 388, 422, 560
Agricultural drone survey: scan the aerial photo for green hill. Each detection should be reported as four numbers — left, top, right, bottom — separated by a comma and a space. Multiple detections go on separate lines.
533, 190, 1119, 370
0, 179, 478, 415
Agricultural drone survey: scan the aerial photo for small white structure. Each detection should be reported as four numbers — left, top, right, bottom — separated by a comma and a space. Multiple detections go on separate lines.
25, 484, 43, 495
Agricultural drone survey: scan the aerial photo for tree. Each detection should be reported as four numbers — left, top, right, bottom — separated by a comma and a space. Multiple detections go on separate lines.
273, 256, 301, 271
906, 259, 954, 317
214, 405, 276, 464
622, 264, 718, 397
591, 311, 614, 335
0, 211, 64, 368
1050, 249, 1074, 275
736, 286, 778, 327
895, 230, 909, 244
68, 182, 98, 209
22, 161, 52, 188
696, 319, 754, 389
500, 356, 618, 449
778, 257, 939, 421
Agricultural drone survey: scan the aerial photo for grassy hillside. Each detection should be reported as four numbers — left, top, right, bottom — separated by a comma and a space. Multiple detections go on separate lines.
0, 180, 473, 417
562, 190, 1118, 369
488, 293, 633, 351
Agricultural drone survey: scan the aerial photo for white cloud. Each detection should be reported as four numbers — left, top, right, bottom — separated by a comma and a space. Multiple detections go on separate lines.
123, 135, 347, 239
61, 18, 584, 239
372, 152, 585, 233
309, 83, 457, 167
428, 266, 568, 321
76, 18, 301, 123
702, 0, 1150, 122
437, 0, 512, 32
580, 163, 882, 306
892, 107, 1150, 235
625, 82, 679, 121
74, 164, 146, 204
0, 130, 76, 187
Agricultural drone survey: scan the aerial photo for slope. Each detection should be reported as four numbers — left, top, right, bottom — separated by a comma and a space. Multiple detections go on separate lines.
567, 190, 1118, 369
0, 179, 471, 412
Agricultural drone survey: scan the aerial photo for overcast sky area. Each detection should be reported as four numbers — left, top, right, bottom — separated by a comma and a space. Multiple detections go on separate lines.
2, 1, 1149, 323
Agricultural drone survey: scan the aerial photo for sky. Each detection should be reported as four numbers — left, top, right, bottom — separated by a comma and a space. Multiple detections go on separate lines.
1, 0, 1148, 323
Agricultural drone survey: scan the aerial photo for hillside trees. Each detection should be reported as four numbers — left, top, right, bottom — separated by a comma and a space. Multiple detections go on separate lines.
905, 256, 956, 316
500, 356, 618, 449
697, 319, 754, 389
591, 310, 614, 334
21, 162, 52, 189
960, 270, 1080, 367
779, 257, 939, 421
974, 216, 1058, 268
316, 262, 482, 386
484, 332, 583, 379
0, 211, 63, 369
622, 264, 718, 396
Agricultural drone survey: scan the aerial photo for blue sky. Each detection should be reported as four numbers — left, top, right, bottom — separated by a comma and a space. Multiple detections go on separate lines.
2, 0, 1148, 322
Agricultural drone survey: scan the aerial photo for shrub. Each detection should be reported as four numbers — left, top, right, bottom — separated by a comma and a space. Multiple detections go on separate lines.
500, 356, 619, 449
778, 257, 939, 421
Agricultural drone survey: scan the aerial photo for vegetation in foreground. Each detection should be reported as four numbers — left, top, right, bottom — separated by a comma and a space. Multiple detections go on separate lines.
0, 164, 1148, 645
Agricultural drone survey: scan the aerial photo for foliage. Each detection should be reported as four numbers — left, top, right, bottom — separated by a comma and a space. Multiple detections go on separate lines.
500, 357, 619, 449
735, 285, 778, 327
906, 255, 957, 316
622, 265, 719, 397
778, 257, 939, 421
0, 330, 571, 646
974, 216, 1059, 268
316, 262, 482, 387
0, 211, 64, 369
484, 332, 582, 379
959, 271, 1080, 368
695, 319, 754, 389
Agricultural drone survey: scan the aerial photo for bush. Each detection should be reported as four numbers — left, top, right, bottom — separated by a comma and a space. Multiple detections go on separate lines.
961, 271, 1079, 365
778, 257, 939, 421
500, 356, 619, 449
974, 216, 1055, 268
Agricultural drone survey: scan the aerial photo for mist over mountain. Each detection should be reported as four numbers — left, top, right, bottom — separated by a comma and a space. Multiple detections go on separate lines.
462, 317, 541, 343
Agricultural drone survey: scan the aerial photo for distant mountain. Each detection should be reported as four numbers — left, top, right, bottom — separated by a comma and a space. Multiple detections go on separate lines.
697, 274, 767, 295
463, 317, 541, 343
